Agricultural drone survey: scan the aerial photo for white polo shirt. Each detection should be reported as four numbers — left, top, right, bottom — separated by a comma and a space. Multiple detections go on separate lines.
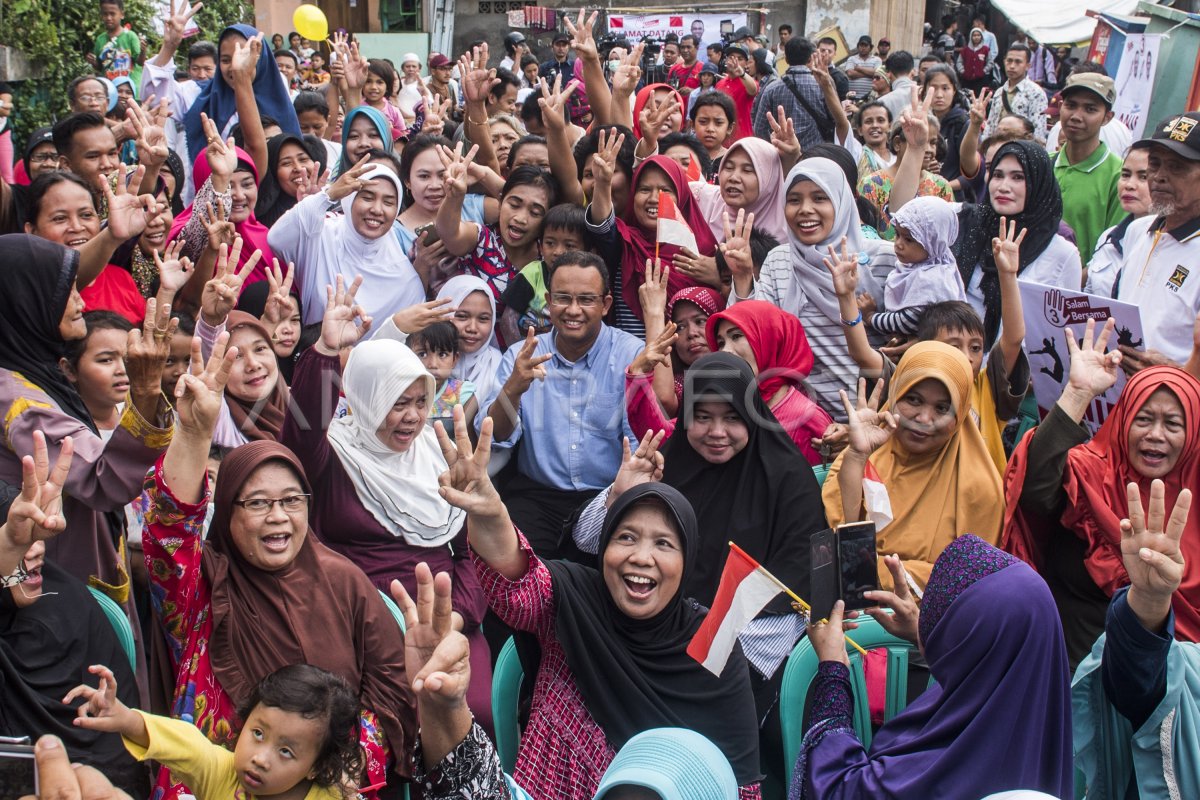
1114, 214, 1200, 364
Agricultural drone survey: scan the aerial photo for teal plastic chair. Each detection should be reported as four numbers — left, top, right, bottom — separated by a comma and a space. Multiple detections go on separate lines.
1012, 390, 1041, 445
812, 464, 829, 486
492, 637, 525, 774
87, 587, 135, 669
778, 617, 920, 794
378, 590, 407, 633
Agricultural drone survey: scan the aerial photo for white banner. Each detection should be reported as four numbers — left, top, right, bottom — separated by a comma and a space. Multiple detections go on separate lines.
606, 13, 749, 47
1112, 34, 1162, 140
1019, 280, 1145, 434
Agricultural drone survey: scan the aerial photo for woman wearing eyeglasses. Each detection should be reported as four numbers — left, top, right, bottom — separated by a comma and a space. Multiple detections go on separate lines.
140, 315, 417, 800
279, 277, 496, 734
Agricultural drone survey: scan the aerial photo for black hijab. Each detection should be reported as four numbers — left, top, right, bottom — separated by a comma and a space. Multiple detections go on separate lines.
662, 352, 824, 610
953, 139, 1063, 347
162, 150, 186, 216
0, 235, 96, 430
546, 482, 762, 785
255, 133, 329, 228
0, 562, 146, 795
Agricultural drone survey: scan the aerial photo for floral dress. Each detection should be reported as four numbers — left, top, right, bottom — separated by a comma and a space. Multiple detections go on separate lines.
141, 459, 390, 800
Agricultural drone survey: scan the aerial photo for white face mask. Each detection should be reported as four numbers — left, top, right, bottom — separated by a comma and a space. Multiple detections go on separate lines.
608, 60, 621, 73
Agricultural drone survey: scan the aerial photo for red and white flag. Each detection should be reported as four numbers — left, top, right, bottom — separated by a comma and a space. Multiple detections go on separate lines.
688, 544, 783, 676
656, 191, 698, 253
862, 460, 893, 531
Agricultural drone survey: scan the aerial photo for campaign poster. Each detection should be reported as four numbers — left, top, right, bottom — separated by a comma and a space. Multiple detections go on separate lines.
1018, 281, 1145, 435
1112, 34, 1161, 140
606, 14, 749, 48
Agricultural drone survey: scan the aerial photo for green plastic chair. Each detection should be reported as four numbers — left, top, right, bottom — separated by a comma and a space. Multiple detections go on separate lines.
812, 464, 829, 486
1012, 390, 1041, 445
778, 617, 919, 795
87, 587, 135, 669
492, 637, 525, 774
378, 590, 407, 633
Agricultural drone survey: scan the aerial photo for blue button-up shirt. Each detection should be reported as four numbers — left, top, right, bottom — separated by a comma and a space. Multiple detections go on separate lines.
479, 323, 643, 491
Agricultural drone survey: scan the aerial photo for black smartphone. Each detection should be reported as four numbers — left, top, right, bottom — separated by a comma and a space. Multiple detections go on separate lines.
809, 528, 838, 622
0, 740, 38, 798
415, 222, 442, 247
837, 521, 880, 610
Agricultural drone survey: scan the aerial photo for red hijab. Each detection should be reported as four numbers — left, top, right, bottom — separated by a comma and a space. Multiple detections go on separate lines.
617, 156, 717, 319
704, 300, 816, 404
169, 146, 273, 285
632, 83, 684, 139
1004, 366, 1200, 641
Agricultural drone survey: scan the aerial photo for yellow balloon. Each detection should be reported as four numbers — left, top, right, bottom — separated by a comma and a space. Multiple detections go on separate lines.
293, 4, 328, 43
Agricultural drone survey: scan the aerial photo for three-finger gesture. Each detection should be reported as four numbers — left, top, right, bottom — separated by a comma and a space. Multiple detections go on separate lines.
103, 166, 156, 241
438, 142, 478, 197
537, 74, 578, 132
842, 378, 897, 458
199, 200, 235, 252
629, 322, 679, 376
1122, 481, 1190, 604
767, 105, 801, 163
822, 236, 860, 298
200, 113, 238, 179
4, 431, 74, 551
162, 0, 203, 48
639, 95, 678, 145
153, 239, 195, 294
1064, 317, 1121, 400
720, 209, 756, 280
458, 45, 498, 105
566, 9, 600, 62
392, 564, 470, 707
968, 88, 992, 128
590, 128, 624, 188
201, 237, 261, 324
991, 216, 1027, 277
510, 326, 553, 392
319, 275, 373, 352
261, 259, 298, 327
174, 332, 236, 435
611, 430, 667, 501
392, 297, 456, 335
638, 258, 669, 319
610, 44, 644, 97
125, 297, 178, 394
864, 554, 920, 644
326, 156, 373, 202
435, 405, 502, 517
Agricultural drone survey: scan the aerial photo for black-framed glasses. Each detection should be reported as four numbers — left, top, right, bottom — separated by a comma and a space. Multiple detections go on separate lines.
231, 494, 311, 514
549, 293, 602, 308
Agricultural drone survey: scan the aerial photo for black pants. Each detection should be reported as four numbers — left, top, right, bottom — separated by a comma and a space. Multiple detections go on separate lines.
501, 473, 599, 562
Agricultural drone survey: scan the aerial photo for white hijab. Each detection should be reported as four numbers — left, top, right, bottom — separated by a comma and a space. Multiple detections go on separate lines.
327, 339, 465, 547
783, 158, 886, 321
435, 275, 503, 401
885, 196, 966, 309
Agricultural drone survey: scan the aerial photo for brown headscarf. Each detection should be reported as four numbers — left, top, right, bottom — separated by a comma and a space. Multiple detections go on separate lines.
224, 311, 289, 441
201, 440, 416, 777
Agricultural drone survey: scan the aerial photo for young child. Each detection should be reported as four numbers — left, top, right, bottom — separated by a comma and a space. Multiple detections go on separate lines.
863, 197, 967, 337
92, 0, 142, 86
826, 217, 1029, 472
304, 52, 331, 88
409, 321, 477, 431
66, 663, 364, 800
59, 310, 132, 440
498, 203, 588, 345
362, 59, 407, 142
295, 91, 343, 166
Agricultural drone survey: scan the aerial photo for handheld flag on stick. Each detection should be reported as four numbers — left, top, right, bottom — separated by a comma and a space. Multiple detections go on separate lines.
656, 189, 699, 254
862, 460, 894, 531
687, 543, 867, 676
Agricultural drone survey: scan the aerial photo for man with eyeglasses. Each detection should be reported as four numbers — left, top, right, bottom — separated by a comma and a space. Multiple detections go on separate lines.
10, 127, 60, 229
480, 251, 643, 559
68, 76, 110, 115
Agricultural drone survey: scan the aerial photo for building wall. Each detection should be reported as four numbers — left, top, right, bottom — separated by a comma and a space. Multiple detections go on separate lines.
254, 0, 384, 42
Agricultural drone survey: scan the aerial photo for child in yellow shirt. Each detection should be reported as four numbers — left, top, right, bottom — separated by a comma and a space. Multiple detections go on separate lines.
66, 663, 363, 800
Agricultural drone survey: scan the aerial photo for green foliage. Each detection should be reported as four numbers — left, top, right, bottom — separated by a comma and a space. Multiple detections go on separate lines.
193, 0, 254, 45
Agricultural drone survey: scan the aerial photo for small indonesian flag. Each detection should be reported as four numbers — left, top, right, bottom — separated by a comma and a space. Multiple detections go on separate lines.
687, 544, 783, 676
683, 156, 703, 183
656, 191, 699, 253
863, 460, 893, 531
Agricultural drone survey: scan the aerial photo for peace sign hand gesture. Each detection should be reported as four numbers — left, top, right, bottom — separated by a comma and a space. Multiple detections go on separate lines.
435, 405, 504, 518
1123, 480, 1191, 631
899, 86, 934, 149
841, 377, 897, 458
200, 113, 238, 180
968, 88, 992, 128
3, 431, 74, 552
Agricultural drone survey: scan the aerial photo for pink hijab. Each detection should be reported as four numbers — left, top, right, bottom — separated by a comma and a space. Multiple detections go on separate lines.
691, 137, 788, 243
169, 146, 274, 284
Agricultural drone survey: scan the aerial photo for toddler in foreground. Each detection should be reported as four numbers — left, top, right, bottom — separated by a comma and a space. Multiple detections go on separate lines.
66, 663, 364, 800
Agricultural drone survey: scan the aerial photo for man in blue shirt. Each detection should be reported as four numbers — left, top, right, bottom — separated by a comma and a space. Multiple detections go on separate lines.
481, 251, 643, 558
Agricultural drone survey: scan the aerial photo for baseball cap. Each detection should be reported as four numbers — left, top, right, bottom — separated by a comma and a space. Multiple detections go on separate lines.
858, 35, 873, 46
593, 728, 738, 800
732, 26, 754, 41
428, 53, 451, 69
553, 31, 572, 44
1062, 73, 1116, 107
723, 42, 750, 59
1134, 112, 1200, 161
24, 126, 55, 161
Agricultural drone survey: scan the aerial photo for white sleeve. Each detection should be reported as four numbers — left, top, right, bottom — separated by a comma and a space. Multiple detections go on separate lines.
266, 191, 333, 276
140, 62, 198, 123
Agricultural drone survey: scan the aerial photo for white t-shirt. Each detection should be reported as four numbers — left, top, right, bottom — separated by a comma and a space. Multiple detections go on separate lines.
1113, 215, 1200, 363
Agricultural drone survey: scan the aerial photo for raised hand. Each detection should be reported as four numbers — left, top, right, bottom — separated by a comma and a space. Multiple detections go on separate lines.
629, 322, 679, 375
638, 258, 669, 320
103, 166, 156, 241
198, 200, 235, 252
260, 259, 298, 327
968, 88, 992, 128
3, 431, 73, 552
153, 239, 195, 294
898, 86, 933, 150
611, 429, 667, 500
229, 33, 262, 86
125, 297, 177, 399
438, 141, 478, 198
720, 209, 757, 281
508, 326, 553, 392
162, 1, 203, 49
1063, 317, 1121, 403
842, 378, 897, 458
991, 216, 1027, 278
766, 105, 801, 164
435, 404, 503, 517
822, 236, 860, 298
200, 237, 262, 324
392, 298, 456, 335
296, 163, 330, 202
610, 44, 644, 97
1122, 481, 1191, 619
638, 95, 678, 145
318, 274, 373, 352
566, 9, 600, 62
422, 96, 453, 133
864, 554, 920, 644
458, 45, 498, 105
392, 564, 470, 708
343, 40, 369, 90
200, 113, 238, 179
590, 128, 623, 188
326, 156, 373, 202
126, 101, 168, 166
537, 74, 578, 132
174, 332, 235, 435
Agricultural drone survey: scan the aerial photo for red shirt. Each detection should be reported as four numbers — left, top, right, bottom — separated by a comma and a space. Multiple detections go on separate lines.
80, 265, 145, 326
668, 61, 702, 92
717, 75, 756, 141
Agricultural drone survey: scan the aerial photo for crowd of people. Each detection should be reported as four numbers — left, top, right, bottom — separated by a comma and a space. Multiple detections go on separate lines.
1, 1, 1199, 799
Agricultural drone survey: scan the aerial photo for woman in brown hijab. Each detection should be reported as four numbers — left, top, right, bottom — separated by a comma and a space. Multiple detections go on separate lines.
140, 331, 415, 800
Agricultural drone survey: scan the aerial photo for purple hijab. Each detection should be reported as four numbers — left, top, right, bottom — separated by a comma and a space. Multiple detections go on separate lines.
791, 535, 1073, 799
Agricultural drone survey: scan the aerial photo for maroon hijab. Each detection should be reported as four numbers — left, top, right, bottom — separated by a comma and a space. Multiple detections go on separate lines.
202, 440, 416, 776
